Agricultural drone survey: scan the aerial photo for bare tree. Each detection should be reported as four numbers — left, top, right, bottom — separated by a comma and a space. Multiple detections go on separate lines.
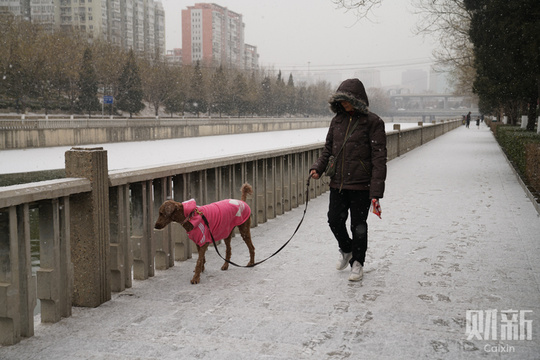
91, 40, 128, 115
331, 0, 383, 19
411, 0, 475, 95
367, 87, 391, 115
332, 0, 476, 96
140, 58, 177, 117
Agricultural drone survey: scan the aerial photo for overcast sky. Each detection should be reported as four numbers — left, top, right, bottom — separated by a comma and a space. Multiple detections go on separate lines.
159, 0, 437, 86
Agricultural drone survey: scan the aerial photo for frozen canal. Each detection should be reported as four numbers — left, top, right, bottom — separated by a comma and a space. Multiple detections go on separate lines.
0, 123, 419, 175
1, 123, 539, 359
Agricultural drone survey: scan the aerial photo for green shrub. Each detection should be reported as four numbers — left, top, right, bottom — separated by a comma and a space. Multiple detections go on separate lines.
496, 126, 540, 176
0, 99, 14, 109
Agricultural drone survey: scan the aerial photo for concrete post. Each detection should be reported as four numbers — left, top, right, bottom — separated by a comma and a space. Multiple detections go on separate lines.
130, 181, 155, 278
298, 152, 306, 205
172, 174, 192, 261
310, 151, 317, 197
394, 124, 401, 157
16, 204, 36, 339
256, 159, 267, 225
537, 117, 540, 134
267, 158, 276, 220
65, 147, 110, 307
0, 207, 22, 346
275, 157, 284, 216
188, 171, 204, 253
247, 161, 258, 227
291, 155, 299, 209
153, 177, 173, 270
37, 198, 72, 322
109, 184, 131, 292
284, 155, 292, 212
521, 115, 528, 129
206, 168, 218, 204
233, 163, 243, 201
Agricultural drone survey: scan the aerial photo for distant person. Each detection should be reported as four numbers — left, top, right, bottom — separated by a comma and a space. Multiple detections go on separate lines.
309, 78, 387, 281
466, 112, 471, 128
476, 116, 480, 129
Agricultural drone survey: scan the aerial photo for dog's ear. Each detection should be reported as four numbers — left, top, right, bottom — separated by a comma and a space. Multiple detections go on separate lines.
174, 203, 195, 231
170, 201, 186, 223
159, 200, 176, 216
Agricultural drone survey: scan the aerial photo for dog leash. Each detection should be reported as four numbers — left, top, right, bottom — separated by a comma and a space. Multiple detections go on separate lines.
201, 175, 313, 268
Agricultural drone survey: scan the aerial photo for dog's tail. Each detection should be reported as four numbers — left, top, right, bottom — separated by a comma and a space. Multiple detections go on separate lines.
240, 183, 253, 202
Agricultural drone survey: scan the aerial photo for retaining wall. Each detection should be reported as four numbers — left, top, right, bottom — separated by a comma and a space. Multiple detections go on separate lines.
0, 117, 331, 150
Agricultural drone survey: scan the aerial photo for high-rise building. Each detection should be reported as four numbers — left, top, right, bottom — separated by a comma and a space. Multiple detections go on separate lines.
0, 0, 31, 19
243, 43, 259, 71
29, 0, 55, 32
166, 48, 182, 64
181, 3, 258, 69
354, 69, 381, 89
3, 0, 165, 57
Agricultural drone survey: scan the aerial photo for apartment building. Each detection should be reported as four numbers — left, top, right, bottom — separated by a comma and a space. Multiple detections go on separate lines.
165, 48, 182, 64
244, 43, 259, 71
2, 0, 165, 57
181, 3, 258, 70
0, 0, 29, 18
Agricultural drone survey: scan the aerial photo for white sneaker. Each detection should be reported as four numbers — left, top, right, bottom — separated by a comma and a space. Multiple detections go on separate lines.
336, 250, 352, 270
349, 261, 363, 281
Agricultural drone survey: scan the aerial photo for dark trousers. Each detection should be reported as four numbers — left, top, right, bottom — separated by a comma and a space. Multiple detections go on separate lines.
327, 188, 371, 266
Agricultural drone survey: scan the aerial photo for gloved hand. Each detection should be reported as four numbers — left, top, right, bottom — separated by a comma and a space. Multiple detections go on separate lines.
371, 198, 382, 219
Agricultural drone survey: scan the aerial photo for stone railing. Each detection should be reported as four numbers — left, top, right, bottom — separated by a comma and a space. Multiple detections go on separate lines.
0, 119, 461, 345
0, 143, 326, 346
387, 119, 461, 159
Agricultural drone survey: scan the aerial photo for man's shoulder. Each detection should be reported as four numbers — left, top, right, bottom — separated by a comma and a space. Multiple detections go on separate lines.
366, 112, 385, 127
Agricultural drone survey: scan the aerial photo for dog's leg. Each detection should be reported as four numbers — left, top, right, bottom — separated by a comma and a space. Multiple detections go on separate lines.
238, 219, 255, 267
191, 243, 209, 284
221, 234, 233, 271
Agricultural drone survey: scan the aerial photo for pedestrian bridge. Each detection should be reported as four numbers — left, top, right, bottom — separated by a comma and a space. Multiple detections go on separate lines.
1, 121, 539, 359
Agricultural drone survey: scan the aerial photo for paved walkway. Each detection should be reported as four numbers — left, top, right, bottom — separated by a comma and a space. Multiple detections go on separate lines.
1, 123, 539, 359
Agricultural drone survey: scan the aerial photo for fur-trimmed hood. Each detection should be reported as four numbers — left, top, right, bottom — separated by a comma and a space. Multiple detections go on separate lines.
329, 78, 369, 115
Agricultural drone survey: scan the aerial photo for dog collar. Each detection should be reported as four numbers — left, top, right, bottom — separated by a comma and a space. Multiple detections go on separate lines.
181, 207, 204, 226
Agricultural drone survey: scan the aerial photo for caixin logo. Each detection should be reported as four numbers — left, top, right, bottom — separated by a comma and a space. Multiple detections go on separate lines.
466, 309, 533, 341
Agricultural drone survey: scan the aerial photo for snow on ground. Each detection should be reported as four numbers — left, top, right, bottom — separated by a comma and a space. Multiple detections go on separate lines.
0, 123, 539, 359
0, 123, 419, 175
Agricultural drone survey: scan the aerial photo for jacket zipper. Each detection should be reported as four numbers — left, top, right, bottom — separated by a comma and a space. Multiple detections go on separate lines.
339, 116, 352, 192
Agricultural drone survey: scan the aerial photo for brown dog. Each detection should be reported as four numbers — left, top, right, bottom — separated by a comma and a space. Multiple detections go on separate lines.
154, 183, 255, 284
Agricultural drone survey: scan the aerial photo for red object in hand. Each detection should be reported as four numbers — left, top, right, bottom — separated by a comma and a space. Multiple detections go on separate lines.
371, 199, 382, 219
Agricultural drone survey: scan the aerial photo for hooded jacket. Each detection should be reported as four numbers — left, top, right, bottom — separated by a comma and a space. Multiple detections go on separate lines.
182, 199, 251, 246
311, 78, 387, 198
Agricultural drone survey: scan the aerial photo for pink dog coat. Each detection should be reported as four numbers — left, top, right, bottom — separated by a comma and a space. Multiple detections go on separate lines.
182, 199, 251, 246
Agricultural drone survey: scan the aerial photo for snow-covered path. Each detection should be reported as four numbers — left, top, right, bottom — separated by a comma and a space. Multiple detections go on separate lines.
1, 123, 539, 359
